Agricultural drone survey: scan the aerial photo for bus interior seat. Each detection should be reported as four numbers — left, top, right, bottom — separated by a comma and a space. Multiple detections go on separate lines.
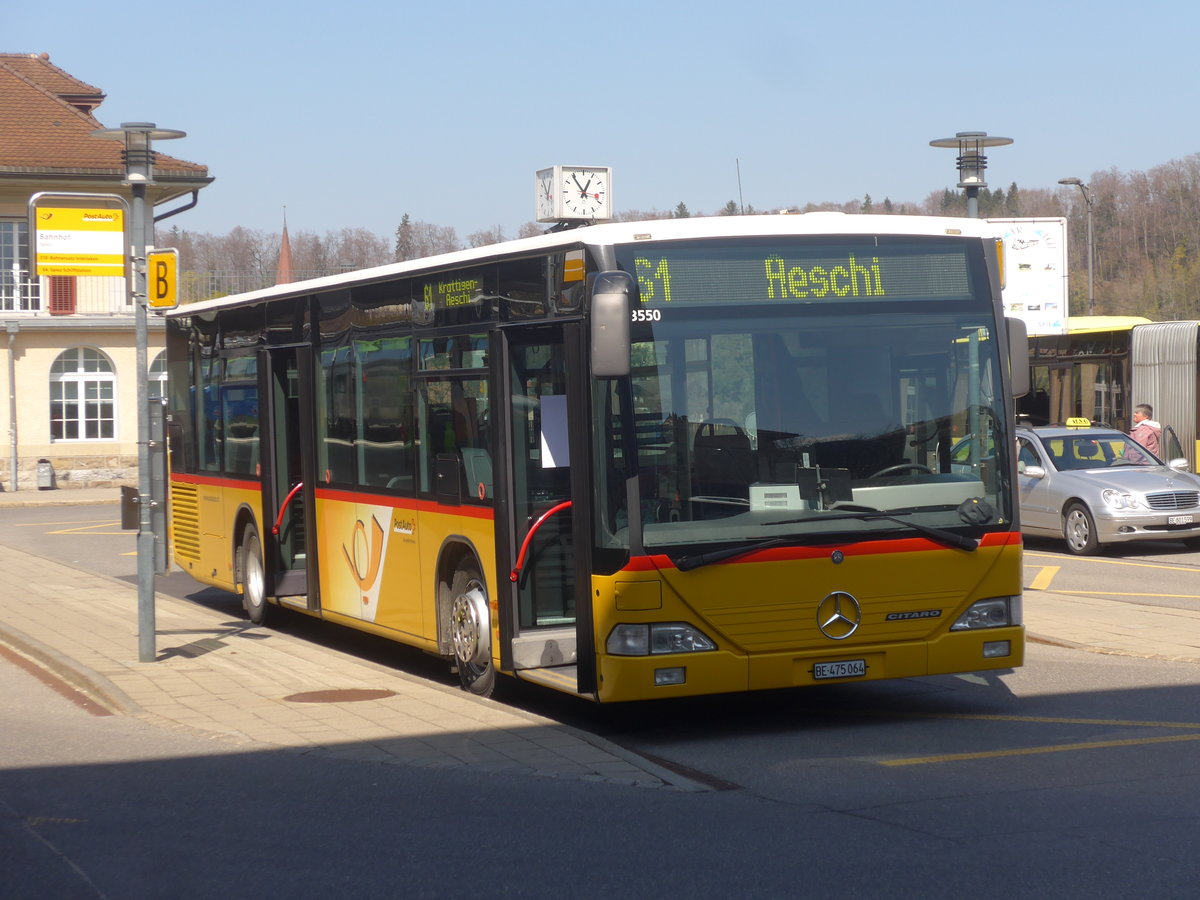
692, 421, 755, 498
808, 392, 906, 478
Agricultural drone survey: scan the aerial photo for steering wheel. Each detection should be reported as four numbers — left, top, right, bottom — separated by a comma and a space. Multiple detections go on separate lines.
695, 418, 747, 441
869, 463, 933, 479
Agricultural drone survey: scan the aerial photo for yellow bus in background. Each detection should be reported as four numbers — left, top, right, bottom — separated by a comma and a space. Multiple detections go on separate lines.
1021, 316, 1200, 472
165, 214, 1027, 702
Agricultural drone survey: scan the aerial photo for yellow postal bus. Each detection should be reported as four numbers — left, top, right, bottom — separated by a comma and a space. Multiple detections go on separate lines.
165, 213, 1027, 702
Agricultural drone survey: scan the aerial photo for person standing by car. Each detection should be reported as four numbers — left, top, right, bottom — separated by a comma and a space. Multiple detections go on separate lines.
1130, 404, 1162, 456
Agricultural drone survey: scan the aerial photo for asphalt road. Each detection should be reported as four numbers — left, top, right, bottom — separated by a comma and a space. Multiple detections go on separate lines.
4, 503, 1200, 894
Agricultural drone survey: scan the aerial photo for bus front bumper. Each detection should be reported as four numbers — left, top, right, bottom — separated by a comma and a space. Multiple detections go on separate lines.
595, 626, 1025, 703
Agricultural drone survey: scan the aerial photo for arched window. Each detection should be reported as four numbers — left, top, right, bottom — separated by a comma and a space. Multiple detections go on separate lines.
149, 351, 168, 400
50, 347, 116, 441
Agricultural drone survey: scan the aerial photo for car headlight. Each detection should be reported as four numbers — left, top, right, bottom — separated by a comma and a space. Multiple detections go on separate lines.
1102, 489, 1140, 510
606, 623, 717, 656
950, 596, 1021, 630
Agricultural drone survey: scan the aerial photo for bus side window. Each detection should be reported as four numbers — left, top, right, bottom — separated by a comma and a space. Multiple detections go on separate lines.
417, 377, 489, 500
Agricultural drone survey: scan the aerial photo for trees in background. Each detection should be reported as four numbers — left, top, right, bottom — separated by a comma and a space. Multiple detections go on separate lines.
165, 152, 1200, 318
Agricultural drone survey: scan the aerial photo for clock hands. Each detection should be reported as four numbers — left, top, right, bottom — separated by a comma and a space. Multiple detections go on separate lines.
571, 173, 593, 198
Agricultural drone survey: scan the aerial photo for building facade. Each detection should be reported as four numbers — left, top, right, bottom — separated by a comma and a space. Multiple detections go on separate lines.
1, 52, 211, 490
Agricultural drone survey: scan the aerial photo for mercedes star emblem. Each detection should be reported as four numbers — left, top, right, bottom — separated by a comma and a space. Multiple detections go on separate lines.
817, 591, 862, 640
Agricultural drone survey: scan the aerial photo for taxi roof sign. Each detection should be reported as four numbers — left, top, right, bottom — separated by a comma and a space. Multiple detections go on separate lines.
1065, 417, 1092, 428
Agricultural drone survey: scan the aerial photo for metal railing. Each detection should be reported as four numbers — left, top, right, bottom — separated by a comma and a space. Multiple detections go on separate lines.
2, 270, 132, 316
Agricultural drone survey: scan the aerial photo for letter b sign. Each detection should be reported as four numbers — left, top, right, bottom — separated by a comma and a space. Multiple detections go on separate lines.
147, 248, 178, 310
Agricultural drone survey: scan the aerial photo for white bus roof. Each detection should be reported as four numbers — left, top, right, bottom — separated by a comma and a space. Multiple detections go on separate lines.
166, 212, 998, 318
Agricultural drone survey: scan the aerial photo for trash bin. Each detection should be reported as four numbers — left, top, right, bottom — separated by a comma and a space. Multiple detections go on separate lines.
37, 458, 55, 490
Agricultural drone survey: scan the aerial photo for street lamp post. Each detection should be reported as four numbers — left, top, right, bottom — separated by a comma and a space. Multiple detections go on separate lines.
91, 122, 185, 663
1058, 177, 1095, 316
929, 131, 1014, 218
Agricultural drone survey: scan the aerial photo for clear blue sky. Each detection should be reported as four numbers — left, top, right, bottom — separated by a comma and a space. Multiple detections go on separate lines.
10, 0, 1197, 241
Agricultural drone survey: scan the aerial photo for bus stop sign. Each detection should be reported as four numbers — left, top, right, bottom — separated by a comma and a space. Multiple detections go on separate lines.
147, 248, 179, 310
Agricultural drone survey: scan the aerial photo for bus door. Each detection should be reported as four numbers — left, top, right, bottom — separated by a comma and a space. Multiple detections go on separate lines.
494, 322, 596, 696
259, 345, 318, 608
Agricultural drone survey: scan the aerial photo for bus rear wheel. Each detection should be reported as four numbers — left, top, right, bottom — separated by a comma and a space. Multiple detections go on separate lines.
239, 527, 270, 625
448, 562, 495, 697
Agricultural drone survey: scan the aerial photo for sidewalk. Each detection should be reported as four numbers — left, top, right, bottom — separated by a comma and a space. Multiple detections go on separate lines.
0, 488, 698, 790
0, 485, 125, 507
1, 486, 1199, 788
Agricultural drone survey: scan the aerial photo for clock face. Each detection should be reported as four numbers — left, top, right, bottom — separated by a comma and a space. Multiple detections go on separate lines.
535, 169, 555, 221
560, 167, 609, 219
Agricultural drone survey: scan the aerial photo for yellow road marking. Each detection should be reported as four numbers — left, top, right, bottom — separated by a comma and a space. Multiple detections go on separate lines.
12, 518, 126, 535
883, 732, 1200, 766
14, 519, 117, 527
48, 522, 124, 536
873, 711, 1200, 766
1027, 565, 1059, 591
927, 712, 1200, 729
1024, 551, 1200, 574
1054, 590, 1200, 599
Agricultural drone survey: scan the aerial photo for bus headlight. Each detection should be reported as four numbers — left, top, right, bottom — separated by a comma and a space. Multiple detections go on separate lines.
606, 623, 717, 656
950, 596, 1020, 630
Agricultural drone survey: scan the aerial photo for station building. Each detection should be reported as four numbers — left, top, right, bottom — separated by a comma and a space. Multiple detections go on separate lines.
0, 52, 212, 490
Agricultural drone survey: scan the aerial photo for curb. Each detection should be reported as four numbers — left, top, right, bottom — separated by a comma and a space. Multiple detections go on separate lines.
0, 622, 139, 715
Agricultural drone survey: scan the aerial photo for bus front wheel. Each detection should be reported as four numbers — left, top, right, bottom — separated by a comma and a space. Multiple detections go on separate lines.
448, 562, 495, 697
239, 527, 270, 625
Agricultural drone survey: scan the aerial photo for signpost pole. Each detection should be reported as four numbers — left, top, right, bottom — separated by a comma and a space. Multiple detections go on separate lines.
90, 123, 185, 663
130, 166, 155, 663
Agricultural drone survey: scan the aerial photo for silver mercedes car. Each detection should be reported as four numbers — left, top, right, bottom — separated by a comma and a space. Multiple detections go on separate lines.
1016, 422, 1200, 555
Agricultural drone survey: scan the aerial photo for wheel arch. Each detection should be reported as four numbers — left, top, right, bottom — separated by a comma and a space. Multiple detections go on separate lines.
1059, 496, 1091, 519
231, 502, 263, 587
434, 536, 487, 658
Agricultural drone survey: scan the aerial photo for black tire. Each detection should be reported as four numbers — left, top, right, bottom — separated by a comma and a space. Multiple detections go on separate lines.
1063, 502, 1101, 556
448, 561, 495, 697
239, 527, 270, 625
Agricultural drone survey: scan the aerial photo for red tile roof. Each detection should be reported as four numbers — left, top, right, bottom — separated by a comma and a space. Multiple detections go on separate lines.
0, 52, 208, 179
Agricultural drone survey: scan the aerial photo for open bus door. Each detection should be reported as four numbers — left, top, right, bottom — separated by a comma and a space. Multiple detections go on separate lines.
257, 345, 319, 612
493, 321, 597, 697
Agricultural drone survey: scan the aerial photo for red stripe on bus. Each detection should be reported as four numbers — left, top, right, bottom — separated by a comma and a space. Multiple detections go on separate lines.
168, 475, 495, 521
622, 531, 1020, 571
171, 472, 260, 491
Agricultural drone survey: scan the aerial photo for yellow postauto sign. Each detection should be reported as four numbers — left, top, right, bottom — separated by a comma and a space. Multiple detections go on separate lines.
34, 207, 127, 277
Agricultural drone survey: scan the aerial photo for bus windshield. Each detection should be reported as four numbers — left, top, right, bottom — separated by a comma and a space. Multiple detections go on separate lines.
599, 237, 1011, 556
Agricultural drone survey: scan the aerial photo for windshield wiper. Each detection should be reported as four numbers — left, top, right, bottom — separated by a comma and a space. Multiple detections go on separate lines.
769, 505, 980, 552
673, 502, 985, 571
674, 538, 792, 572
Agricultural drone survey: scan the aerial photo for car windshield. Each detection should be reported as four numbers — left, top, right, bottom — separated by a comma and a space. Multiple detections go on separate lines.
1040, 432, 1162, 470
